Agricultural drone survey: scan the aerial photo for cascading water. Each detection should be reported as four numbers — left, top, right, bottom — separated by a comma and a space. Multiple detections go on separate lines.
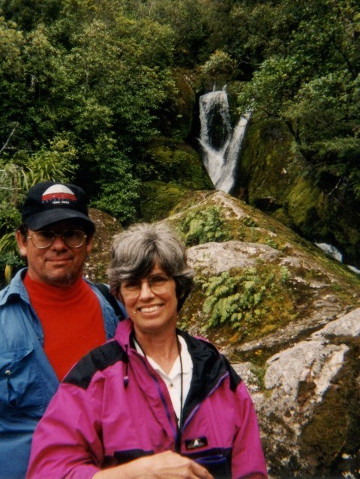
199, 87, 250, 193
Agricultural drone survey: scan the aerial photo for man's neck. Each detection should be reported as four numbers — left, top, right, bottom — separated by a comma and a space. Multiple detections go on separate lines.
25, 270, 83, 289
24, 271, 83, 293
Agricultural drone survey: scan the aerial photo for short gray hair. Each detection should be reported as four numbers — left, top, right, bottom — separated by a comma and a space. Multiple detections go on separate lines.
108, 222, 194, 310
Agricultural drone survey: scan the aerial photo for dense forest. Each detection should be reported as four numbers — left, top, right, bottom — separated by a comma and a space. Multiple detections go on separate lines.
1, 0, 359, 276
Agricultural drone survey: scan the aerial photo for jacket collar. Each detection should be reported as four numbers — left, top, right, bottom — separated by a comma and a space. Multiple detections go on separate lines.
0, 268, 30, 306
114, 319, 239, 419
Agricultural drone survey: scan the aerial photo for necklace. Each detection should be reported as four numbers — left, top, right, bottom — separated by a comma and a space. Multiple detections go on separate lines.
133, 334, 184, 428
177, 335, 184, 429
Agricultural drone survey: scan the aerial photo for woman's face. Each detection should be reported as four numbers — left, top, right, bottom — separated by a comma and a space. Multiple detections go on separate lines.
120, 261, 178, 337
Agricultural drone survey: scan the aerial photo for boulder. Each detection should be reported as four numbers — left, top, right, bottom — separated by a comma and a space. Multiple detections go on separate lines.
258, 308, 360, 478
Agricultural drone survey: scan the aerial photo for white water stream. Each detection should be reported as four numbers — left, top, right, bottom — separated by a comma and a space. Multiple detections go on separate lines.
199, 88, 250, 193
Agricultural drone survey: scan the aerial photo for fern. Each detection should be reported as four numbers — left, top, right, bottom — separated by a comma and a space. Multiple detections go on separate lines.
198, 264, 292, 338
180, 206, 230, 246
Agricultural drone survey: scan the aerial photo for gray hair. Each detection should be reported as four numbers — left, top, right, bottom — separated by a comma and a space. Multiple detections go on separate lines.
108, 222, 194, 310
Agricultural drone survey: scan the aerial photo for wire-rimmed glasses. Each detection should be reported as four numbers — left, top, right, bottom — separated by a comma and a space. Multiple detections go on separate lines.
121, 274, 171, 298
27, 230, 87, 249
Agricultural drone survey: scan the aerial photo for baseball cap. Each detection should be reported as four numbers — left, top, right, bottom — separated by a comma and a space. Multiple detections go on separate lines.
21, 181, 95, 231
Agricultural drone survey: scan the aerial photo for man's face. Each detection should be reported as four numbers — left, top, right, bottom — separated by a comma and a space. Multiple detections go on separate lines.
16, 220, 93, 288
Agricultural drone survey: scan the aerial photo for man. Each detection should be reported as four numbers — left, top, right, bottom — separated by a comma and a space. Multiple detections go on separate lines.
0, 181, 124, 479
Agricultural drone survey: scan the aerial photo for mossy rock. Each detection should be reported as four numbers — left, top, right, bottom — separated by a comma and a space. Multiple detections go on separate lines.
139, 181, 194, 222
237, 119, 360, 267
299, 339, 360, 476
286, 173, 327, 231
163, 191, 360, 355
144, 139, 213, 190
237, 120, 300, 206
156, 68, 196, 140
85, 208, 123, 282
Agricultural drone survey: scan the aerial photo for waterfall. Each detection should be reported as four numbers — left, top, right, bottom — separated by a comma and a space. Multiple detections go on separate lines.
199, 88, 250, 193
315, 242, 360, 274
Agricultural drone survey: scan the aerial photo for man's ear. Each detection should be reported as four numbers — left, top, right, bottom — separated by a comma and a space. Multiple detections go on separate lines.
86, 234, 94, 254
16, 229, 28, 257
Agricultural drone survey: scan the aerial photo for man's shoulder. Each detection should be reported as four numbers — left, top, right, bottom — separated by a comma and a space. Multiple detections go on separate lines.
89, 281, 127, 321
0, 285, 9, 300
0, 269, 27, 306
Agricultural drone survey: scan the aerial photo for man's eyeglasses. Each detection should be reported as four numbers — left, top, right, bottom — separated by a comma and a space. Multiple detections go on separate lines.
27, 230, 87, 249
121, 274, 170, 297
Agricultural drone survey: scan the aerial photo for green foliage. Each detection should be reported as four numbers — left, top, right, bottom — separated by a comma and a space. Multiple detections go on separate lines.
0, 17, 27, 152
0, 162, 25, 280
0, 2, 176, 222
237, 0, 359, 146
127, 0, 206, 65
265, 238, 279, 250
2, 0, 61, 30
242, 216, 258, 228
180, 206, 230, 246
1, 0, 359, 242
234, 0, 360, 209
92, 159, 140, 224
0, 140, 77, 262
200, 49, 238, 85
0, 252, 24, 289
26, 134, 78, 182
198, 265, 293, 338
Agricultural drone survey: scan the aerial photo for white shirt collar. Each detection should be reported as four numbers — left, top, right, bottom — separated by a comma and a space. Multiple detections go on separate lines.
134, 335, 193, 423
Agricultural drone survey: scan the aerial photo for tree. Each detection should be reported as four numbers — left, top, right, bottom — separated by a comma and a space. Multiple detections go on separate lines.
237, 0, 360, 160
0, 1, 177, 224
1, 0, 61, 30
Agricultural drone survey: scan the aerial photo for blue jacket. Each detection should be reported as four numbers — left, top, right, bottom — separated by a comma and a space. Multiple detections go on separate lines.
0, 268, 121, 479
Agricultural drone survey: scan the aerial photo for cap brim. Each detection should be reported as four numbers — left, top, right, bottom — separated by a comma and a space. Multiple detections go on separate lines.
26, 209, 94, 231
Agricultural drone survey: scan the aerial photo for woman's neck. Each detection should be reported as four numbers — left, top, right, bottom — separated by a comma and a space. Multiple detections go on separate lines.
133, 330, 179, 374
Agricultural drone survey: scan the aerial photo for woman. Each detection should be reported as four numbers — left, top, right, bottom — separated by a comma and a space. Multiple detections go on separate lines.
27, 223, 268, 479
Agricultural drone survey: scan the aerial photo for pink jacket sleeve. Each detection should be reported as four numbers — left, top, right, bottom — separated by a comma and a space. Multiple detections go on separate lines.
26, 382, 103, 479
232, 382, 268, 479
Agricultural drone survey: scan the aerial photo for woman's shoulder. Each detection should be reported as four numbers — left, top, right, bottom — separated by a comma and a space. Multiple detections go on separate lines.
178, 329, 220, 354
178, 329, 242, 390
63, 339, 127, 390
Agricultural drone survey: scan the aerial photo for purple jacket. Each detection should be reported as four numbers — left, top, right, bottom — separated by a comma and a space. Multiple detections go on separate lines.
27, 319, 268, 479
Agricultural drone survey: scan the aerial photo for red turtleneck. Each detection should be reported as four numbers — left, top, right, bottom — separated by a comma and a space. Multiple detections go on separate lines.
24, 273, 106, 380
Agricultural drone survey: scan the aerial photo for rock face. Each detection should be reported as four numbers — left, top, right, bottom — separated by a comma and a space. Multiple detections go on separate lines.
258, 308, 360, 478
237, 119, 360, 270
84, 208, 122, 282
187, 241, 282, 274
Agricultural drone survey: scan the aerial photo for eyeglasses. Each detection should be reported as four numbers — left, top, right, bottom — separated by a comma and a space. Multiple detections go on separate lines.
121, 274, 171, 297
27, 230, 87, 249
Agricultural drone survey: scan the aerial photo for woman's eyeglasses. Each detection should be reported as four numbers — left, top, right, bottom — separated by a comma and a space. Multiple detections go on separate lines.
121, 274, 170, 297
27, 230, 87, 249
